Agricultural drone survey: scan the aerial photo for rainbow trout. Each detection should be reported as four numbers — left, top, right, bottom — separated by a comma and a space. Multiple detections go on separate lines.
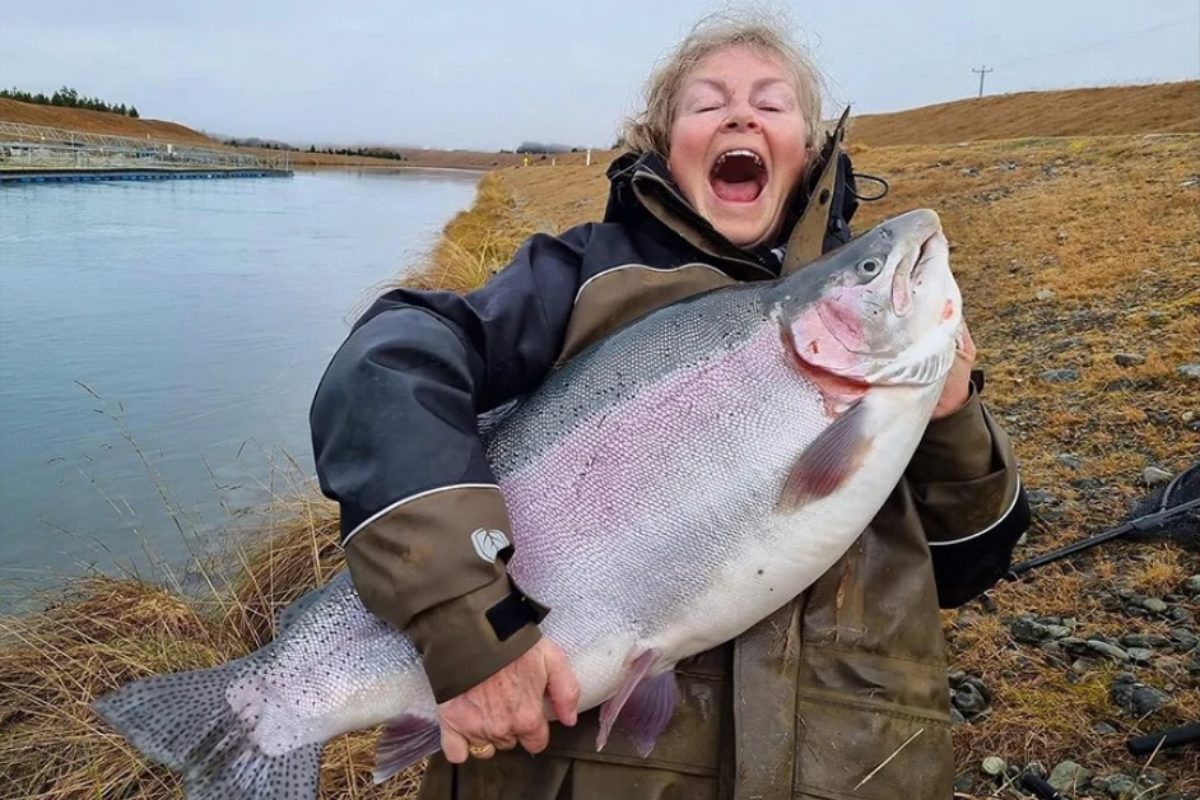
95, 209, 962, 799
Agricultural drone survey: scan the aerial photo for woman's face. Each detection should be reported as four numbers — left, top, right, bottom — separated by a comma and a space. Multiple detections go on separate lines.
667, 46, 810, 248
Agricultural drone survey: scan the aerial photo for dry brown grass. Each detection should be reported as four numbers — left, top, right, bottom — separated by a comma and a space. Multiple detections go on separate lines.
403, 174, 540, 293
0, 494, 434, 799
0, 98, 219, 145
849, 81, 1200, 146
2, 88, 1198, 798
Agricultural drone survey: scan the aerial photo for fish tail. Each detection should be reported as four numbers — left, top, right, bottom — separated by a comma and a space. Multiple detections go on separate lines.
93, 658, 321, 800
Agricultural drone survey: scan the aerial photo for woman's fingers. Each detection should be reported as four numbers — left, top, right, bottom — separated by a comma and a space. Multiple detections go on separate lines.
467, 742, 497, 760
515, 713, 551, 754
543, 643, 581, 727
435, 636, 579, 760
441, 726, 470, 764
492, 734, 519, 751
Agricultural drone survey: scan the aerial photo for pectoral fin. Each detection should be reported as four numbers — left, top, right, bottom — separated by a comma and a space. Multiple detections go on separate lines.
779, 399, 872, 512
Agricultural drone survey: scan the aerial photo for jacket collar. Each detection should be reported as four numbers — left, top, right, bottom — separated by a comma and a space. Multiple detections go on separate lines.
602, 148, 836, 280
602, 151, 779, 280
602, 110, 854, 280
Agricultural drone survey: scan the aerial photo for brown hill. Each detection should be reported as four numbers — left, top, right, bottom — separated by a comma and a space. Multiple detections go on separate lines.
849, 81, 1200, 146
0, 98, 584, 170
0, 98, 216, 144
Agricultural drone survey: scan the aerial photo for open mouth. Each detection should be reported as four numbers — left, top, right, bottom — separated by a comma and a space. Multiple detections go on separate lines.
709, 149, 768, 204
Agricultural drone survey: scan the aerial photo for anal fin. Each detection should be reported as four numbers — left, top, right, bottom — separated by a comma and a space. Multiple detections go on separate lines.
373, 714, 441, 784
597, 648, 677, 757
614, 670, 677, 757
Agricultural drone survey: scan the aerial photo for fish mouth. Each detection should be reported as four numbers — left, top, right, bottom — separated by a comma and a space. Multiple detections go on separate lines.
708, 147, 768, 204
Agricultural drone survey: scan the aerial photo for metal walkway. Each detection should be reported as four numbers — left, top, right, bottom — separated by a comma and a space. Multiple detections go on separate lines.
0, 168, 292, 184
0, 120, 292, 177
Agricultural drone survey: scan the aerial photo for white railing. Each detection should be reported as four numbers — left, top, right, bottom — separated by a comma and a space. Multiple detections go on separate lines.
0, 121, 289, 171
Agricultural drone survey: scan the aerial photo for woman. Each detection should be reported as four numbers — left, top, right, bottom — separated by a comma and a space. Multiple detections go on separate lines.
311, 14, 1029, 799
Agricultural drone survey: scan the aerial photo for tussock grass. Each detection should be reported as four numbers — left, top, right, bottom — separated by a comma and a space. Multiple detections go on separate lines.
2, 109, 1198, 796
403, 174, 539, 293
0, 495, 430, 799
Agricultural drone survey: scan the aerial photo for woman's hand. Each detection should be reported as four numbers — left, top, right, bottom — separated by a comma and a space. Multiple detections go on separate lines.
437, 637, 580, 763
931, 322, 975, 421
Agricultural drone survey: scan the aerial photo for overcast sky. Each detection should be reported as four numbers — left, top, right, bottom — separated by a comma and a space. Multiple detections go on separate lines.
2, 1, 1197, 150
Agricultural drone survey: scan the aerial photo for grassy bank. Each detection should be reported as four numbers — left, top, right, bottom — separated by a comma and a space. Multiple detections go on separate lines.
3, 129, 1199, 797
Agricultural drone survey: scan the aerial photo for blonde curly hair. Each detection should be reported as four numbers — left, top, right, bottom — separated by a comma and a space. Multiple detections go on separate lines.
621, 11, 825, 157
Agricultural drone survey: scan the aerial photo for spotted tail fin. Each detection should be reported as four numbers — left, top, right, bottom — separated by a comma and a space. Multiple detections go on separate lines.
93, 658, 322, 800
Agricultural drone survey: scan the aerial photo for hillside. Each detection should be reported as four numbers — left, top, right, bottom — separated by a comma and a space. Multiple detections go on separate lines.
848, 80, 1200, 146
0, 98, 215, 144
0, 98, 573, 170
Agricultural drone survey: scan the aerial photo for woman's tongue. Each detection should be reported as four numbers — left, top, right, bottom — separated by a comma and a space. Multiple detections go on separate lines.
712, 177, 762, 203
710, 157, 764, 203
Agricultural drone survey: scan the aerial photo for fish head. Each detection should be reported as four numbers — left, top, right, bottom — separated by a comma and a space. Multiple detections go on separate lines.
778, 209, 962, 388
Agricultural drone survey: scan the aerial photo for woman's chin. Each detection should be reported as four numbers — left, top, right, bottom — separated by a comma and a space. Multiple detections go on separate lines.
703, 190, 781, 248
710, 209, 776, 248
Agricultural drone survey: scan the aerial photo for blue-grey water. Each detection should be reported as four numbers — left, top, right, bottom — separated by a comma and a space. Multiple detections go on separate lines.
0, 170, 479, 603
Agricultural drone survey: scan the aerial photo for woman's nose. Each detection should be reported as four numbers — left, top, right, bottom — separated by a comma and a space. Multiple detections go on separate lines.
723, 105, 760, 131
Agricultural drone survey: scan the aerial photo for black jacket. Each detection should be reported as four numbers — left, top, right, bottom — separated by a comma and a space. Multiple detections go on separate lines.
310, 148, 1028, 701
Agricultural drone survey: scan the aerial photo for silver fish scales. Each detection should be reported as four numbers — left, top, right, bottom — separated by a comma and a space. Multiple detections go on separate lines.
95, 209, 962, 799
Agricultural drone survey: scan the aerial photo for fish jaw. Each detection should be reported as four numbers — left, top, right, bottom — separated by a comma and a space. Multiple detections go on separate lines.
776, 209, 961, 388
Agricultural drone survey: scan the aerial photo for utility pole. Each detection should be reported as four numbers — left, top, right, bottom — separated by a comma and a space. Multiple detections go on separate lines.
972, 66, 993, 98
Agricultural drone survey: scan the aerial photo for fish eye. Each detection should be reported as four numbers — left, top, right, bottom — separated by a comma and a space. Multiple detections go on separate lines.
857, 258, 882, 278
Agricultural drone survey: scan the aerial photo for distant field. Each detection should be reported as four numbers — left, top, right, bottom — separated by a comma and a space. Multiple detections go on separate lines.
0, 98, 589, 171
848, 81, 1200, 146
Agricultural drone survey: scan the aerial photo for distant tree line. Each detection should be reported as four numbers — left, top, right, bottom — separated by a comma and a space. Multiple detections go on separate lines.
515, 141, 577, 154
312, 146, 409, 161
1, 86, 140, 117
222, 137, 412, 161
223, 137, 295, 150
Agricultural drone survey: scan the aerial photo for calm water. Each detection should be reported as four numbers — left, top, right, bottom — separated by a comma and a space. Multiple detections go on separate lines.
0, 170, 479, 599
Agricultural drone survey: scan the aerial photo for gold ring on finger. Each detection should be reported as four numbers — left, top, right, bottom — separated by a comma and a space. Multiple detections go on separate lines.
468, 743, 495, 758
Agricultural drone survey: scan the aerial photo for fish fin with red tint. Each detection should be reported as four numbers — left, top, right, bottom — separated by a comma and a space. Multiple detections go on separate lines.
778, 399, 872, 512
596, 648, 662, 752
373, 714, 441, 784
613, 669, 678, 757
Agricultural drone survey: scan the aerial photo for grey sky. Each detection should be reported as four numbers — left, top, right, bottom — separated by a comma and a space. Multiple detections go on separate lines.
2, 1, 1197, 150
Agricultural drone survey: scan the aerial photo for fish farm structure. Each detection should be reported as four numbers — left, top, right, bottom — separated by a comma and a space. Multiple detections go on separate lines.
0, 121, 293, 183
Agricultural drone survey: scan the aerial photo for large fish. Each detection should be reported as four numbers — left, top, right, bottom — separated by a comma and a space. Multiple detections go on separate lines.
94, 208, 962, 799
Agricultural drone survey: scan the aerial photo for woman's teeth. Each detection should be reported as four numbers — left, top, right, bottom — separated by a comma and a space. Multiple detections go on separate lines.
710, 149, 766, 203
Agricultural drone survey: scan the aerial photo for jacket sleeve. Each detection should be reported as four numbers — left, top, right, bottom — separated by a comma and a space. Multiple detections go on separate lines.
310, 224, 592, 702
905, 375, 1032, 608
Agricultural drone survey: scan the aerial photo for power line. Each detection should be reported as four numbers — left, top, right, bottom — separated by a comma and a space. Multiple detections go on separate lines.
989, 16, 1197, 68
972, 66, 993, 98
